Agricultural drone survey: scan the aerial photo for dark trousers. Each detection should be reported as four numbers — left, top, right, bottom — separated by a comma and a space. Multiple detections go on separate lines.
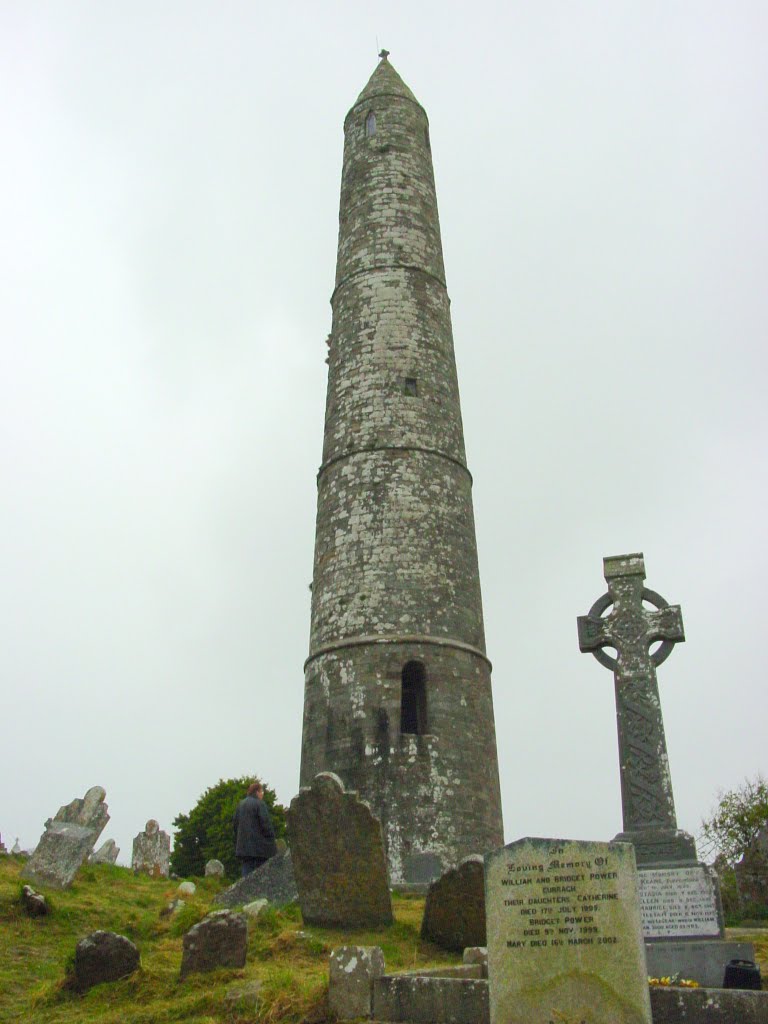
239, 856, 268, 878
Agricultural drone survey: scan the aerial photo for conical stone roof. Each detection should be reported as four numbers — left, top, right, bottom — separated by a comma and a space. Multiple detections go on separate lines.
351, 55, 422, 112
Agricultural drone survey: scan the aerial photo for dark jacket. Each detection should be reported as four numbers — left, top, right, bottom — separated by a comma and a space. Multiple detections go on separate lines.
233, 794, 277, 860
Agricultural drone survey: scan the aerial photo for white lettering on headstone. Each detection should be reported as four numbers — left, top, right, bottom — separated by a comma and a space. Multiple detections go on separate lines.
638, 865, 721, 939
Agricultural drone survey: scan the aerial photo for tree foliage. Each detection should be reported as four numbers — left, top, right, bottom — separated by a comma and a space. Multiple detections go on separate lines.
699, 774, 768, 867
171, 776, 287, 880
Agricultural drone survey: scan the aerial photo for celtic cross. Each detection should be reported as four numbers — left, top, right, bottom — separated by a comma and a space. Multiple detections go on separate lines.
578, 553, 695, 864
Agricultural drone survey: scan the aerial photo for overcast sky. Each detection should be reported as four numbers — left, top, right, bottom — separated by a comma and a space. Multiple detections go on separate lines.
2, 2, 766, 866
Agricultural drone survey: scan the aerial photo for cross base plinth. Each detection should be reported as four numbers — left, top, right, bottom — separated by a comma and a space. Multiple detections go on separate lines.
613, 828, 697, 866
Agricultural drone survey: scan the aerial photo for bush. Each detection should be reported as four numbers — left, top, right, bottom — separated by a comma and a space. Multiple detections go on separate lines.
171, 777, 286, 880
699, 774, 768, 866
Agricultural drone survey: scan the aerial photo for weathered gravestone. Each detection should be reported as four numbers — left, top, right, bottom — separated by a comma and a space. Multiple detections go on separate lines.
132, 819, 170, 877
287, 772, 392, 927
72, 931, 140, 993
736, 825, 768, 909
205, 858, 225, 878
0, 834, 7, 854
91, 839, 120, 865
421, 855, 486, 952
180, 909, 247, 978
578, 553, 754, 985
485, 837, 651, 1024
22, 785, 109, 889
214, 849, 298, 908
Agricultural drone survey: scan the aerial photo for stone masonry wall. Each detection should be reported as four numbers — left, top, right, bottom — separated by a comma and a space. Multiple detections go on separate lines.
301, 59, 504, 882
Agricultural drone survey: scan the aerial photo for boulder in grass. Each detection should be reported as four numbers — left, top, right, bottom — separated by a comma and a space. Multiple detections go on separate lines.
73, 931, 140, 992
21, 885, 49, 917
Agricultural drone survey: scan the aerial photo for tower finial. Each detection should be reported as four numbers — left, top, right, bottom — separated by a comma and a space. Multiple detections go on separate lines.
379, 48, 390, 61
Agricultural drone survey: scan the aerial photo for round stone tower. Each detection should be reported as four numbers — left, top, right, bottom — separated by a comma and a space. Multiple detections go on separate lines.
301, 55, 504, 884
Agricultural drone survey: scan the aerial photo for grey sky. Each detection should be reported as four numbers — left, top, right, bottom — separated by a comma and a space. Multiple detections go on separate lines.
1, 2, 766, 864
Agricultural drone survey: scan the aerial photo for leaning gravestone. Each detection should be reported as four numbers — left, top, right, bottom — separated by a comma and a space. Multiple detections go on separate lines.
421, 854, 486, 951
287, 772, 392, 927
22, 786, 109, 890
485, 837, 651, 1024
214, 850, 298, 908
578, 553, 754, 985
132, 819, 170, 877
91, 839, 120, 864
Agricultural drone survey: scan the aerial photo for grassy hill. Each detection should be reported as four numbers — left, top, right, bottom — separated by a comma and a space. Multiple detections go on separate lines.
0, 855, 455, 1024
2, 855, 765, 1023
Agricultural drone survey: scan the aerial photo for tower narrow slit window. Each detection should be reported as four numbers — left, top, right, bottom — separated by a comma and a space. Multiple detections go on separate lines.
366, 111, 377, 137
401, 661, 427, 735
404, 376, 418, 396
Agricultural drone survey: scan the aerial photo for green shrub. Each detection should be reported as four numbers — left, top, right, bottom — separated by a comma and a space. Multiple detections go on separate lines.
171, 776, 286, 880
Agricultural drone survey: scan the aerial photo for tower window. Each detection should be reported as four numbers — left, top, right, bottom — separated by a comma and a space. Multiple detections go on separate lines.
401, 661, 427, 735
366, 111, 376, 137
404, 377, 418, 396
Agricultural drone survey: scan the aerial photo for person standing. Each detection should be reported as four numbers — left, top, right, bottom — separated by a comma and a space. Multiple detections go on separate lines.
233, 781, 277, 877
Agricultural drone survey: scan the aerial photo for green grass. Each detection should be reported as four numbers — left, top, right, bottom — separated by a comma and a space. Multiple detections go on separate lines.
0, 857, 455, 1024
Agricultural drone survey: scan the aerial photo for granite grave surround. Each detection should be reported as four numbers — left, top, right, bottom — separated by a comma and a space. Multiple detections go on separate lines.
578, 552, 755, 985
328, 945, 768, 1024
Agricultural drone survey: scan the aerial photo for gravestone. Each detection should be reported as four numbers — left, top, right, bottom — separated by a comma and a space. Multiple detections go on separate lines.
72, 931, 140, 993
180, 909, 247, 978
578, 553, 754, 985
22, 785, 109, 889
131, 819, 170, 877
485, 837, 651, 1024
0, 834, 7, 854
205, 858, 225, 877
91, 839, 120, 864
214, 849, 297, 908
421, 855, 486, 952
736, 825, 768, 909
287, 772, 392, 927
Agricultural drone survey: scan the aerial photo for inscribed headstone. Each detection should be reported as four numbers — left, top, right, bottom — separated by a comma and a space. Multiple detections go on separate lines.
485, 837, 651, 1024
287, 772, 392, 927
22, 786, 109, 889
131, 819, 170, 877
421, 854, 486, 951
639, 864, 723, 939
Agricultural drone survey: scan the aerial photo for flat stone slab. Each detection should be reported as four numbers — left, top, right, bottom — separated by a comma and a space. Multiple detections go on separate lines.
485, 837, 652, 1024
214, 850, 297, 908
22, 786, 109, 890
650, 986, 768, 1024
287, 772, 392, 928
373, 975, 489, 1024
421, 855, 486, 952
